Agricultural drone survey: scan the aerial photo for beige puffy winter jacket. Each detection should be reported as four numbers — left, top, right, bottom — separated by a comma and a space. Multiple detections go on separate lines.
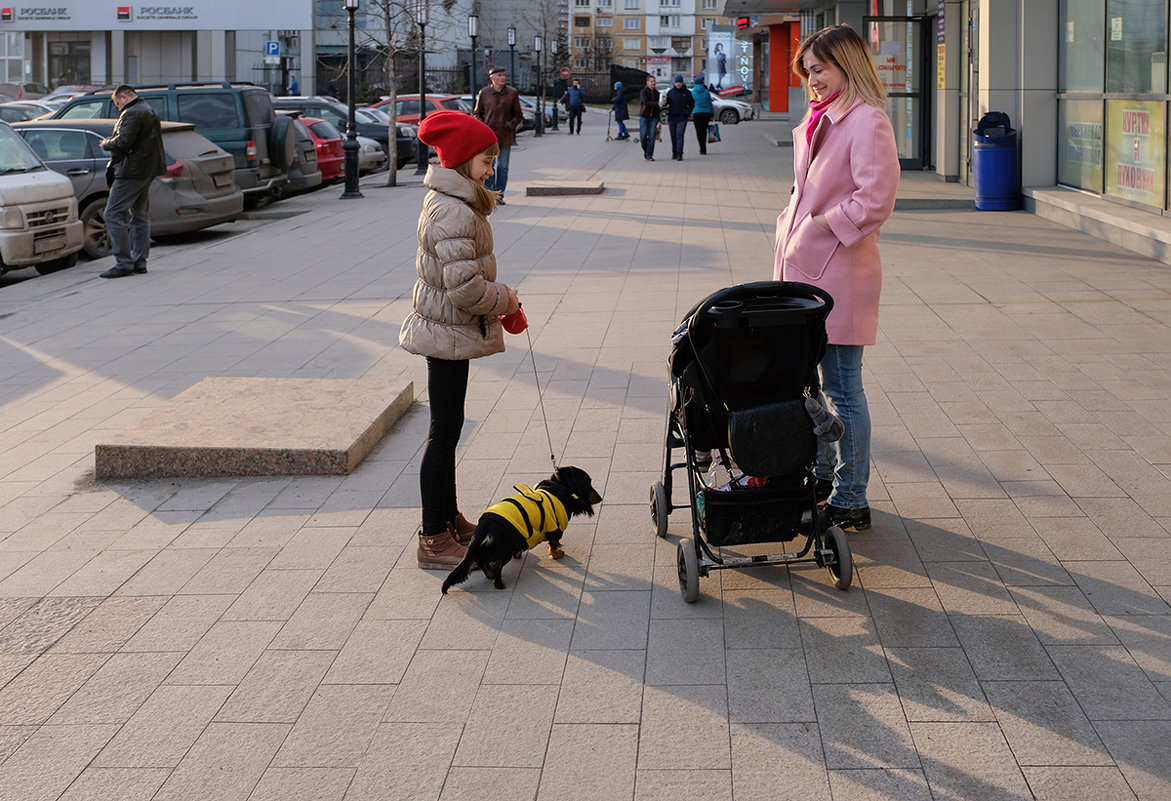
399, 166, 511, 360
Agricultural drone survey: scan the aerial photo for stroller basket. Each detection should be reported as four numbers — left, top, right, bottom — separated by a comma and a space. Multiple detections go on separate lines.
700, 483, 807, 546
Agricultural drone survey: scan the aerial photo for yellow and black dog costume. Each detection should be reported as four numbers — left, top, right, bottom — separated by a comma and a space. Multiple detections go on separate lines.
441, 466, 602, 593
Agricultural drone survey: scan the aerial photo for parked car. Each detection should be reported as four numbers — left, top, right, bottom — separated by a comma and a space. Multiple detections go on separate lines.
273, 95, 411, 169
48, 83, 284, 202
356, 135, 388, 173
0, 121, 84, 277
658, 89, 755, 125
13, 119, 243, 259
271, 112, 322, 196
371, 93, 466, 125
301, 117, 344, 182
355, 106, 421, 168
0, 82, 49, 101
42, 85, 106, 103
0, 101, 63, 123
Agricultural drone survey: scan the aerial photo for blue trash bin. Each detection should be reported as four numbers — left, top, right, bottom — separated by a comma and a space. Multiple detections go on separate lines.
973, 111, 1020, 211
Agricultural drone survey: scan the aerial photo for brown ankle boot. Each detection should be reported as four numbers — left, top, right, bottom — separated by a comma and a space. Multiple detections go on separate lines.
417, 529, 467, 570
449, 513, 476, 546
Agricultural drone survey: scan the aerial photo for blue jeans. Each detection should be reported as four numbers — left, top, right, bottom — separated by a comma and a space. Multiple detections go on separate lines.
105, 175, 153, 272
668, 118, 688, 155
639, 116, 658, 158
814, 344, 871, 509
485, 145, 511, 197
616, 118, 627, 137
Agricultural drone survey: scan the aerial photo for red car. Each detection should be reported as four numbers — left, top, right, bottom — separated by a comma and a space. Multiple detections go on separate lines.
370, 93, 467, 125
302, 117, 344, 182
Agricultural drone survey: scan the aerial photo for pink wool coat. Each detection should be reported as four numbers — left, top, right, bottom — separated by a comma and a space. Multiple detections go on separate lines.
773, 99, 899, 345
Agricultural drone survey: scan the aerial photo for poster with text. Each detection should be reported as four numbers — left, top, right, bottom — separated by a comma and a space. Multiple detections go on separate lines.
1105, 99, 1165, 207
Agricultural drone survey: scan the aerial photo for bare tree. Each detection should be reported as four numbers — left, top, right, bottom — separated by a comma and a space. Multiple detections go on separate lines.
521, 0, 566, 106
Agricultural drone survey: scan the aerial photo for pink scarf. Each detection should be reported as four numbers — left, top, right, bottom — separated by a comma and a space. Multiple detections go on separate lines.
805, 90, 842, 148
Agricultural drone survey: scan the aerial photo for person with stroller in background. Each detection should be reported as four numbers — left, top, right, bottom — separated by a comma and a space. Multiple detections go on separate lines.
560, 78, 586, 135
663, 74, 694, 161
638, 75, 661, 161
610, 81, 629, 140
773, 24, 899, 533
690, 72, 714, 155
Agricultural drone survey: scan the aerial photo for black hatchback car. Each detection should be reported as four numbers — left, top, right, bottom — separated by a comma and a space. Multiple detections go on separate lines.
272, 96, 416, 169
47, 83, 283, 201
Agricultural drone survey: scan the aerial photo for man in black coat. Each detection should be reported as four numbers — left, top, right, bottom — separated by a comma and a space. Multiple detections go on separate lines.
99, 85, 166, 278
663, 74, 695, 161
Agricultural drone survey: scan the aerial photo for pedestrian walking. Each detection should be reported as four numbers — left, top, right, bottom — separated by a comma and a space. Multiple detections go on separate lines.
399, 111, 522, 569
773, 24, 899, 532
98, 84, 165, 279
663, 74, 694, 161
559, 78, 586, 135
638, 75, 661, 161
286, 73, 299, 95
473, 67, 524, 205
690, 73, 714, 155
610, 81, 629, 139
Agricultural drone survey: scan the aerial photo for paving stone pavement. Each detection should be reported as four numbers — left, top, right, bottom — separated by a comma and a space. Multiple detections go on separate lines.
1, 108, 1170, 801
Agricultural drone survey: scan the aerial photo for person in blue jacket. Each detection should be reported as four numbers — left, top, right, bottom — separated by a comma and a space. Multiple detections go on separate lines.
559, 78, 586, 135
662, 74, 694, 161
690, 72, 714, 155
610, 81, 629, 139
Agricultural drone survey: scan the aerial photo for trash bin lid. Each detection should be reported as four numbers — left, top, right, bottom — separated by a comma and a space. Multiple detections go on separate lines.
976, 111, 1013, 135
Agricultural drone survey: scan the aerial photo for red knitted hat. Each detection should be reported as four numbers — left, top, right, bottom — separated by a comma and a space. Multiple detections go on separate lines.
416, 111, 498, 168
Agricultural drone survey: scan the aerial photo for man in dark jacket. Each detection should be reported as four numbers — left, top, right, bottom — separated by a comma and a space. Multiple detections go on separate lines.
99, 85, 165, 278
559, 79, 586, 135
638, 75, 661, 161
663, 74, 695, 161
473, 67, 523, 204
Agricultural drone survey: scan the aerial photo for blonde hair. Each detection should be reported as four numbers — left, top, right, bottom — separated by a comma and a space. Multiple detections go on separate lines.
793, 24, 886, 119
452, 140, 501, 216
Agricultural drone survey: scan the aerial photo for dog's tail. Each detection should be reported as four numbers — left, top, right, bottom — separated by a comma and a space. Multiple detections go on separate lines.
441, 551, 476, 594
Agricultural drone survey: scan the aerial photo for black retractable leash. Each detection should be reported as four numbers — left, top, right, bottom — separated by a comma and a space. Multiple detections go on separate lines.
517, 304, 558, 468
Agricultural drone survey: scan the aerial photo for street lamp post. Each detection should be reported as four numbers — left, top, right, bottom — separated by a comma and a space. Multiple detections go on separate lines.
549, 39, 559, 131
467, 14, 478, 95
414, 0, 429, 175
340, 0, 363, 198
507, 26, 516, 85
533, 35, 543, 137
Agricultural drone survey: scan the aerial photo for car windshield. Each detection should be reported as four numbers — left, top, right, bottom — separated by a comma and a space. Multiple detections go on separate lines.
356, 107, 389, 124
0, 125, 44, 172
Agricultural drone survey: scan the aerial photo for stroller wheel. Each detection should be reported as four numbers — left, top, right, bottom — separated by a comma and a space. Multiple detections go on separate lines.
651, 482, 669, 538
824, 525, 853, 590
677, 538, 700, 603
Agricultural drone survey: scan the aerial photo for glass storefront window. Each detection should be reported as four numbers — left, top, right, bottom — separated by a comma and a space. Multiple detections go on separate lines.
1104, 98, 1166, 206
1058, 99, 1104, 191
1060, 0, 1105, 92
1105, 0, 1168, 93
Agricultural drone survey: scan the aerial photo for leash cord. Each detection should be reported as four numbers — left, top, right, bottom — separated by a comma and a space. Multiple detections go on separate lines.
524, 322, 557, 467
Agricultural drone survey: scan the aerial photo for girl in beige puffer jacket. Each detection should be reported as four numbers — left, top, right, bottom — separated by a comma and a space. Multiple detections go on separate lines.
399, 111, 521, 570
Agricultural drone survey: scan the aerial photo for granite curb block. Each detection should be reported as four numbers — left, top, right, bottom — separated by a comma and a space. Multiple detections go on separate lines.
525, 181, 605, 196
94, 378, 413, 479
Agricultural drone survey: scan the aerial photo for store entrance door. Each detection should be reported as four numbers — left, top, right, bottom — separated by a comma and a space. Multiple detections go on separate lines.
863, 15, 928, 169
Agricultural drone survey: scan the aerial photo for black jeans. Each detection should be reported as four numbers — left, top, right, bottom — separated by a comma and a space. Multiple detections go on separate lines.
420, 357, 469, 536
567, 107, 583, 133
692, 113, 713, 155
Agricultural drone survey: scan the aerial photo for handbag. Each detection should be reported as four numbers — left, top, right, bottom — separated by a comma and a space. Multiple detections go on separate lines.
654, 123, 662, 142
105, 160, 115, 187
708, 123, 721, 143
726, 399, 816, 478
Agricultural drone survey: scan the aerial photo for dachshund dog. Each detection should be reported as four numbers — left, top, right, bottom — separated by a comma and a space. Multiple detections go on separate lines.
441, 466, 602, 593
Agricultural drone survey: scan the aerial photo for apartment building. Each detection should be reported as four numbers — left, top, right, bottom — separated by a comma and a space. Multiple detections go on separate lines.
570, 0, 725, 81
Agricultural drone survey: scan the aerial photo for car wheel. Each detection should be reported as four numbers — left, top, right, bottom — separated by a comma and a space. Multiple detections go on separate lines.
80, 198, 112, 259
35, 250, 79, 275
719, 108, 740, 125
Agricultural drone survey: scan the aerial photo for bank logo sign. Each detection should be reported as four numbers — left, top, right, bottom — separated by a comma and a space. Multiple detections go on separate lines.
117, 6, 131, 20
1, 5, 73, 21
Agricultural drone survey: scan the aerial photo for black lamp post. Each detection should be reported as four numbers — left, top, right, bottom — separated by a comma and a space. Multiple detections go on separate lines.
549, 39, 559, 131
414, 0, 429, 175
507, 26, 516, 84
533, 34, 543, 137
340, 0, 363, 198
468, 14, 478, 94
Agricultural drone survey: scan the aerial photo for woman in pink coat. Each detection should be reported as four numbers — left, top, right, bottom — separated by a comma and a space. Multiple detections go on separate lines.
774, 24, 899, 532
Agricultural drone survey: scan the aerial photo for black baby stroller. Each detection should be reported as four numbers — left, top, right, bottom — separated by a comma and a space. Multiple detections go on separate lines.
649, 280, 853, 602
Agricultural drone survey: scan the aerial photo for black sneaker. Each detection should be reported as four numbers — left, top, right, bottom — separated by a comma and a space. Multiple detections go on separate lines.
823, 504, 871, 532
